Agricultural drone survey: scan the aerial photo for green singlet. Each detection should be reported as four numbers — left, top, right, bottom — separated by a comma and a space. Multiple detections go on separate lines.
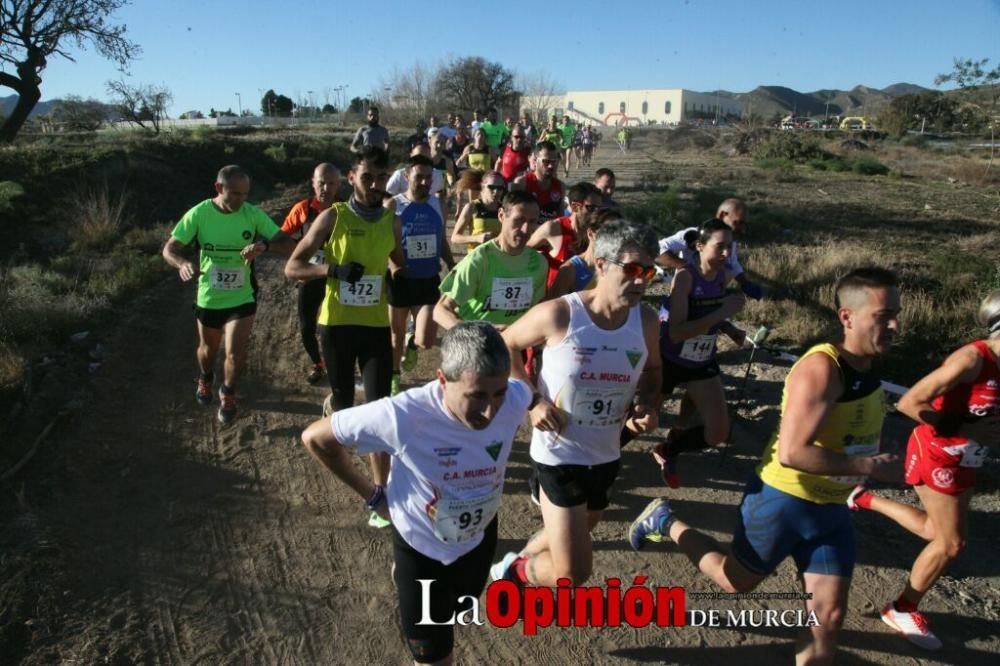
170, 199, 279, 309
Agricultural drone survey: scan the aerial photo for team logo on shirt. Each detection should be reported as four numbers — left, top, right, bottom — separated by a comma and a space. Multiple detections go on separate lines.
626, 349, 643, 369
242, 230, 252, 240
435, 447, 462, 456
485, 441, 503, 462
931, 467, 955, 488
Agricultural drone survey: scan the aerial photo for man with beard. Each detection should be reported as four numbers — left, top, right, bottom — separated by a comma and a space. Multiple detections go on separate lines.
527, 181, 603, 288
511, 140, 565, 223
351, 106, 390, 155
285, 147, 404, 529
494, 125, 531, 182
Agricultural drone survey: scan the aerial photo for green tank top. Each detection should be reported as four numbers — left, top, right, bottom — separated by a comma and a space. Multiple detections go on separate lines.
440, 241, 548, 326
318, 202, 395, 327
757, 343, 885, 504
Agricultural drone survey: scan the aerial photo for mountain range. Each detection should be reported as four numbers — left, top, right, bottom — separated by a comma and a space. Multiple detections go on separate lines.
1, 83, 933, 121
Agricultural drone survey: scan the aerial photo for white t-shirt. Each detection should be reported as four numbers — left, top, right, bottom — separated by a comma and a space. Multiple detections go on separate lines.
428, 126, 457, 140
658, 227, 743, 280
386, 167, 445, 196
331, 378, 532, 564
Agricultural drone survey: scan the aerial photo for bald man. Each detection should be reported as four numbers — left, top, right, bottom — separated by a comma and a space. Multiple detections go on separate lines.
655, 197, 763, 299
281, 163, 343, 384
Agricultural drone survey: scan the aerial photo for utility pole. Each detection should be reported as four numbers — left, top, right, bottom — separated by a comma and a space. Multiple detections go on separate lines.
235, 92, 242, 117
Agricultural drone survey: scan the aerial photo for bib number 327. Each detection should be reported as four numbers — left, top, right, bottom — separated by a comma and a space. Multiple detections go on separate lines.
209, 267, 245, 290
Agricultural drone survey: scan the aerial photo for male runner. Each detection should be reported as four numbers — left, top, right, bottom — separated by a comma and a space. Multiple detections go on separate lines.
285, 147, 404, 528
511, 141, 565, 223
301, 322, 532, 666
433, 190, 547, 331
558, 115, 577, 176
492, 220, 661, 591
630, 267, 903, 666
494, 126, 531, 182
163, 165, 293, 424
656, 198, 763, 298
389, 155, 456, 395
479, 108, 507, 157
594, 168, 619, 209
527, 181, 603, 288
351, 106, 390, 154
280, 163, 342, 385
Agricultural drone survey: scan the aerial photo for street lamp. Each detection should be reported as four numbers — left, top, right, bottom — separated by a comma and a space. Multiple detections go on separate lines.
235, 92, 242, 117
307, 90, 314, 119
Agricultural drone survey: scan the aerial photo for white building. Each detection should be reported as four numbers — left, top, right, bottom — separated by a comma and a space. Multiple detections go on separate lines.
521, 89, 742, 126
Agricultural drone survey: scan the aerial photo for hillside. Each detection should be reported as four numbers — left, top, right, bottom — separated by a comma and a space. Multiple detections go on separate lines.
735, 82, 925, 119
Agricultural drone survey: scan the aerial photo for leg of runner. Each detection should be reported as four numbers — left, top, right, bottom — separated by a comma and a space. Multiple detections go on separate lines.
413, 303, 438, 351
195, 321, 223, 404
215, 315, 254, 424
798, 573, 850, 666
298, 278, 326, 384
390, 304, 410, 388
518, 496, 596, 586
319, 325, 360, 411
654, 377, 727, 487
357, 324, 393, 492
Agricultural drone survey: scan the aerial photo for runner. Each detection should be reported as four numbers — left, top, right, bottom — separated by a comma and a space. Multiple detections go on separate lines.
351, 106, 390, 154
539, 117, 563, 147
448, 116, 471, 161
647, 219, 749, 487
386, 135, 446, 200
389, 155, 456, 396
630, 267, 902, 666
162, 165, 293, 424
456, 127, 493, 172
280, 163, 342, 385
479, 108, 507, 160
547, 207, 622, 298
429, 129, 457, 216
527, 181, 603, 288
847, 289, 1000, 651
580, 126, 595, 167
450, 170, 505, 252
492, 220, 661, 590
284, 147, 404, 529
511, 140, 565, 223
558, 115, 576, 176
520, 112, 536, 144
594, 168, 619, 209
656, 197, 763, 298
300, 321, 533, 666
494, 125, 531, 182
433, 190, 547, 331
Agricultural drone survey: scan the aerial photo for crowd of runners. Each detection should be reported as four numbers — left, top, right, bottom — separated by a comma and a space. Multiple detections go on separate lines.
161, 109, 1000, 665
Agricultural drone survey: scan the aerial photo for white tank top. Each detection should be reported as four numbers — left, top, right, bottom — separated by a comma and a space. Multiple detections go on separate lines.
530, 292, 648, 466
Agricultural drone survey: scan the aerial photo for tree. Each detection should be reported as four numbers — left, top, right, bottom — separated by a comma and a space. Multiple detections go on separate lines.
348, 96, 372, 114
321, 103, 337, 115
261, 89, 294, 117
516, 70, 564, 122
377, 60, 434, 113
106, 80, 172, 134
432, 57, 516, 114
889, 91, 959, 133
0, 0, 140, 142
51, 95, 111, 131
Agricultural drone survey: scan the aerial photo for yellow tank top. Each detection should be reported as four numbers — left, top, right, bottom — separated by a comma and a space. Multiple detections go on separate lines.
318, 202, 395, 327
468, 201, 501, 252
468, 150, 491, 171
757, 343, 885, 504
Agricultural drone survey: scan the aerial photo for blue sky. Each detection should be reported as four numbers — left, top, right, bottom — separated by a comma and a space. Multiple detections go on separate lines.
26, 0, 1000, 115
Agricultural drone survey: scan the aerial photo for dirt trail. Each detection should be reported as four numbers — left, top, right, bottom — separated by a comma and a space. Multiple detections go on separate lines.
3, 141, 1000, 665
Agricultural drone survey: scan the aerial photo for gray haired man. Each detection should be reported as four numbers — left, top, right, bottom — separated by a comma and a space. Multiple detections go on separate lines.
301, 322, 533, 665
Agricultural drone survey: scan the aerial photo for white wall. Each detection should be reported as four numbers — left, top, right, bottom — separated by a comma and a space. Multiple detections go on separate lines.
522, 89, 743, 125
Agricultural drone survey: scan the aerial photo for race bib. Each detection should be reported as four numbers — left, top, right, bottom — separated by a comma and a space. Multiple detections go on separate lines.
572, 387, 629, 428
942, 440, 988, 468
209, 266, 245, 290
680, 334, 717, 363
490, 277, 533, 312
308, 251, 326, 266
406, 234, 437, 259
831, 441, 879, 485
430, 489, 502, 544
339, 275, 383, 306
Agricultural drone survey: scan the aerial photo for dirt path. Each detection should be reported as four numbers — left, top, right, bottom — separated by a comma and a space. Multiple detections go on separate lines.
3, 146, 1000, 664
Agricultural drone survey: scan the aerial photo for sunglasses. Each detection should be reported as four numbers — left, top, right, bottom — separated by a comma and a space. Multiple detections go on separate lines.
485, 184, 507, 191
605, 258, 657, 281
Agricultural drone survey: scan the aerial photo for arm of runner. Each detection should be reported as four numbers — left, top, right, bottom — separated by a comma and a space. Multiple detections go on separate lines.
285, 207, 338, 281
450, 203, 481, 246
242, 229, 294, 262
388, 214, 406, 276
350, 128, 364, 153
456, 146, 471, 168
667, 269, 746, 342
655, 251, 686, 270
502, 299, 570, 432
301, 417, 380, 505
162, 237, 196, 281
526, 219, 558, 254
547, 262, 576, 300
439, 219, 456, 271
433, 294, 463, 331
898, 346, 1000, 447
777, 353, 898, 480
626, 305, 663, 434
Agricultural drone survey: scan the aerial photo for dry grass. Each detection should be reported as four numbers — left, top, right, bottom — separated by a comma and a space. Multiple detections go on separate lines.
70, 183, 132, 253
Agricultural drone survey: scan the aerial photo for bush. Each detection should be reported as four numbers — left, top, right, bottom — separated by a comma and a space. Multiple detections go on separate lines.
0, 181, 25, 214
754, 157, 795, 170
263, 143, 288, 163
900, 134, 927, 148
71, 183, 132, 253
752, 132, 829, 162
851, 158, 889, 176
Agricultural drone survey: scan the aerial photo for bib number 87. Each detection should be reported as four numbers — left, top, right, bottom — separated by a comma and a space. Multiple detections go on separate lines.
458, 508, 484, 530
504, 286, 521, 300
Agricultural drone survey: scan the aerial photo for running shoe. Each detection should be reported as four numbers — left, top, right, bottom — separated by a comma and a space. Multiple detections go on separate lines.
307, 364, 325, 385
490, 551, 521, 582
651, 442, 681, 489
368, 511, 391, 529
401, 334, 418, 372
880, 603, 943, 650
846, 485, 871, 512
195, 377, 212, 406
217, 387, 237, 425
629, 498, 673, 551
390, 373, 402, 396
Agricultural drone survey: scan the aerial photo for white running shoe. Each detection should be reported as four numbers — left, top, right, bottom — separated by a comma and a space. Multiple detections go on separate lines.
490, 551, 520, 582
880, 603, 943, 650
